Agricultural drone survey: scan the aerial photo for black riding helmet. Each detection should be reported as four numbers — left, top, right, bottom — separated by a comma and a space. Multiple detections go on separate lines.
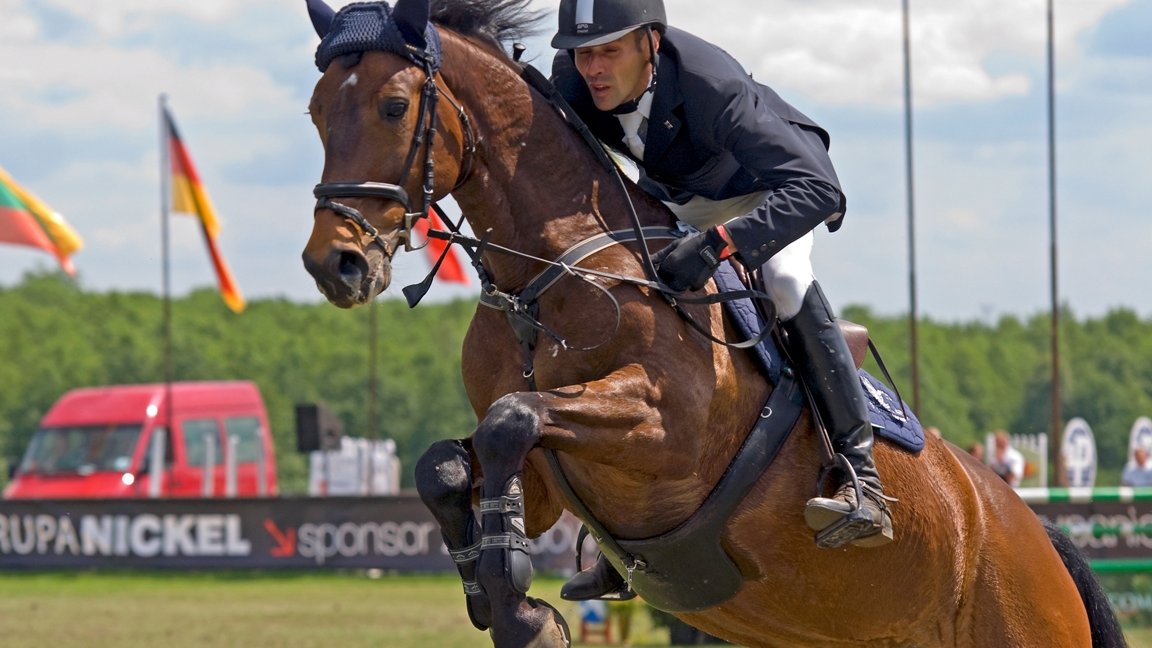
551, 0, 667, 49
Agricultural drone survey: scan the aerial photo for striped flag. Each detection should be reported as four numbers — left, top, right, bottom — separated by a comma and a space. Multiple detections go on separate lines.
0, 166, 83, 275
163, 106, 245, 313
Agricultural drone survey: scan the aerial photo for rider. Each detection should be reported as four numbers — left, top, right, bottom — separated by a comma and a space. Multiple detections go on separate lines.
550, 0, 894, 600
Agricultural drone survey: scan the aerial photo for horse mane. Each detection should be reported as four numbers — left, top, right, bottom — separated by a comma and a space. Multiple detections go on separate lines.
429, 0, 549, 59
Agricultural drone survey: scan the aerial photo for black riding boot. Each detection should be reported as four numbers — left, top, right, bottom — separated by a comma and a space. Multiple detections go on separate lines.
781, 282, 894, 549
560, 554, 637, 601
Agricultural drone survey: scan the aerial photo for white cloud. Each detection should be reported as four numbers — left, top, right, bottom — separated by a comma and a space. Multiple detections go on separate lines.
0, 0, 1147, 321
29, 0, 253, 38
662, 0, 1130, 108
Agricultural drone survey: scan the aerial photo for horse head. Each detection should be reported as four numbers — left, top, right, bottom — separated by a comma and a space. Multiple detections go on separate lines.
302, 0, 472, 307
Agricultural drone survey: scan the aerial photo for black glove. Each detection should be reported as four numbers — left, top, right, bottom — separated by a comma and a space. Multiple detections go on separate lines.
651, 227, 730, 292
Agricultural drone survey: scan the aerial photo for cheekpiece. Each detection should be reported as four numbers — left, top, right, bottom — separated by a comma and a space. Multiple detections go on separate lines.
314, 1, 442, 72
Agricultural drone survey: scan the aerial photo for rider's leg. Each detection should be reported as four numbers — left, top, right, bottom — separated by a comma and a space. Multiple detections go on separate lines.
560, 552, 636, 601
765, 236, 893, 548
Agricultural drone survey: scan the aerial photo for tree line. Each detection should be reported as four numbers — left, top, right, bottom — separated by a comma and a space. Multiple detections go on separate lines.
1, 270, 1149, 492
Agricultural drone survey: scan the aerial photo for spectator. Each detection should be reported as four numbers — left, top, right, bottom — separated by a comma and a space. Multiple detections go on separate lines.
967, 442, 985, 463
988, 430, 1025, 487
1122, 447, 1152, 487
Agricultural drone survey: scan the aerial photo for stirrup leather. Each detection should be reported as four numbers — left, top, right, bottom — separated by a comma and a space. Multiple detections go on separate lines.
561, 526, 638, 601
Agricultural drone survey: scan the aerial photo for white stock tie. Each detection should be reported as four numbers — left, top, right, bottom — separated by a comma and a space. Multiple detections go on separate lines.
618, 112, 648, 159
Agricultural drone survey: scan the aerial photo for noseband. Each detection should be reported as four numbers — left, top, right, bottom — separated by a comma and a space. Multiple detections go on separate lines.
312, 54, 475, 255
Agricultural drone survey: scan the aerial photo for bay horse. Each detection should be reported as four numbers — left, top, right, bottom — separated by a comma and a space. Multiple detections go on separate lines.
300, 0, 1125, 646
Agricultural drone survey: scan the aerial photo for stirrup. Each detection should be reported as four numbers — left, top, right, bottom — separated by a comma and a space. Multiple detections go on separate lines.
562, 528, 637, 601
805, 455, 893, 549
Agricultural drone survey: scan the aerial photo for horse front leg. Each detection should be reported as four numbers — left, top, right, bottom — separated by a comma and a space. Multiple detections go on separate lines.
471, 365, 708, 647
413, 439, 491, 631
472, 394, 572, 648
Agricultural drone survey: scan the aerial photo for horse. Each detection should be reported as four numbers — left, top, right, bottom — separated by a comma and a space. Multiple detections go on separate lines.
299, 1, 1125, 646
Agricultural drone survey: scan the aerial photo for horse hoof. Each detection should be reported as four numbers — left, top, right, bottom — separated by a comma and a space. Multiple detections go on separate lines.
525, 597, 572, 648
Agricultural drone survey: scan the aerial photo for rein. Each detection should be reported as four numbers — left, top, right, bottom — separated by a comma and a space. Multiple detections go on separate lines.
416, 59, 771, 350
313, 34, 772, 374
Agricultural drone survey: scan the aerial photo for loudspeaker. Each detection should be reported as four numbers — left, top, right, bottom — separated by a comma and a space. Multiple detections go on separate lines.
295, 403, 344, 453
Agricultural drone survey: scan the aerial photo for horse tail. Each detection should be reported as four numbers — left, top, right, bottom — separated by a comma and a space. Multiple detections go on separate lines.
1042, 517, 1128, 647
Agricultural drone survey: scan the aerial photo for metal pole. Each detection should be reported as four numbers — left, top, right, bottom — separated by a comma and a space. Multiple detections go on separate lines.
202, 433, 215, 497
367, 300, 379, 493
148, 426, 165, 498
257, 431, 267, 497
159, 95, 175, 467
225, 434, 238, 498
1047, 0, 1063, 483
902, 0, 920, 413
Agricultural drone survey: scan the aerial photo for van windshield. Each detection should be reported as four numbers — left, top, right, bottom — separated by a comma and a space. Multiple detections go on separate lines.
18, 425, 143, 475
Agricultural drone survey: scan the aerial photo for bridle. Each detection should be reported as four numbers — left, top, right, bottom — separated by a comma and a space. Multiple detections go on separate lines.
310, 45, 772, 358
312, 51, 475, 256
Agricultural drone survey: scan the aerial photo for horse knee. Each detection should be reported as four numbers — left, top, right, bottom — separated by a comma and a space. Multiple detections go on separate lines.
472, 394, 543, 466
415, 439, 473, 509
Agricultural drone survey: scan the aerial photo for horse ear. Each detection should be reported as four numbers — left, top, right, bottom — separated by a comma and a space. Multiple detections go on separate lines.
306, 0, 336, 38
392, 0, 431, 49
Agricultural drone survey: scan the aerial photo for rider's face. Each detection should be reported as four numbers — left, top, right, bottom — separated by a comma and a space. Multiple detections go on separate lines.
573, 30, 659, 112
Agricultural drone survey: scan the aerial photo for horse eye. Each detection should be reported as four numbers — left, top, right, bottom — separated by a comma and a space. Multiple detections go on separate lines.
379, 99, 409, 120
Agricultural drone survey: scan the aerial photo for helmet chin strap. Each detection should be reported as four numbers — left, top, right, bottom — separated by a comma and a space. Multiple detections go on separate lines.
607, 26, 659, 116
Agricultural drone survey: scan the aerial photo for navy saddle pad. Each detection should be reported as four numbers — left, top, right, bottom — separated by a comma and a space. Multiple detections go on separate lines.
714, 262, 924, 454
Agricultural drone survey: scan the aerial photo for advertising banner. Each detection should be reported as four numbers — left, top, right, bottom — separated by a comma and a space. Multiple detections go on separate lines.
0, 496, 580, 571
1021, 488, 1152, 562
1061, 418, 1098, 488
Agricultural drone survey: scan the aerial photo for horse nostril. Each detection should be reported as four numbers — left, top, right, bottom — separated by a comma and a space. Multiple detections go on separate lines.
337, 250, 367, 281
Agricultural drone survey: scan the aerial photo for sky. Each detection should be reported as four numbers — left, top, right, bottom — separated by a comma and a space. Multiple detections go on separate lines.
1, 0, 1149, 323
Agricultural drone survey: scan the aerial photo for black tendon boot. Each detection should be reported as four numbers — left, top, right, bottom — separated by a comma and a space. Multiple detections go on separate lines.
560, 554, 637, 601
781, 282, 894, 549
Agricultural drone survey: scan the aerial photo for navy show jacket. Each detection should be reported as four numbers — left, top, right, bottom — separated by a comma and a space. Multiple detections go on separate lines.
551, 26, 847, 266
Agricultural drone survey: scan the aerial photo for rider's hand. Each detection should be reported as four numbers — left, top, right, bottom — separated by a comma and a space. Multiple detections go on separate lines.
652, 227, 732, 292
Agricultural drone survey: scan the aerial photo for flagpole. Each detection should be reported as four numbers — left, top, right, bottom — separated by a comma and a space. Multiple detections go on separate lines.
902, 0, 920, 414
1046, 0, 1063, 484
159, 94, 174, 449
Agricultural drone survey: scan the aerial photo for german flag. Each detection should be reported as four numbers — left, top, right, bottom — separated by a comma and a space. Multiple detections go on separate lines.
164, 106, 245, 313
0, 166, 83, 275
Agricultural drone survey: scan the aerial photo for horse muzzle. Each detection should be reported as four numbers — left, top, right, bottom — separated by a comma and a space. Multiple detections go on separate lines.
301, 242, 392, 308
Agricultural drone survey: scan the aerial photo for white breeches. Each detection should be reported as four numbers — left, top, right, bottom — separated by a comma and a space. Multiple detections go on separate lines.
663, 191, 816, 321
759, 231, 814, 321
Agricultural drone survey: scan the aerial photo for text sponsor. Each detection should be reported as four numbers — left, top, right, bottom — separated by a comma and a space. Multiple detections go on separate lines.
265, 518, 442, 566
0, 513, 251, 557
265, 515, 579, 567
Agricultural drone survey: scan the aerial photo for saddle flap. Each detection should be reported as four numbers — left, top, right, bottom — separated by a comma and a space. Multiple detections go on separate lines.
838, 320, 869, 369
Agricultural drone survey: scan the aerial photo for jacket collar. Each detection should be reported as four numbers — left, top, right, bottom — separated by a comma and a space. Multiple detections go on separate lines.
638, 47, 682, 164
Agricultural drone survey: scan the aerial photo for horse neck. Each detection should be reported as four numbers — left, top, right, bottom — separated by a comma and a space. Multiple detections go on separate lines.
439, 34, 664, 289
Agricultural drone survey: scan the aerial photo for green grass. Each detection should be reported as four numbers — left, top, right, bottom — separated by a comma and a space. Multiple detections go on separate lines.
0, 572, 678, 648
0, 571, 1146, 647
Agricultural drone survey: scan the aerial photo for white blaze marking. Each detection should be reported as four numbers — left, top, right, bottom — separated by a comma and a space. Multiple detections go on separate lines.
340, 73, 359, 91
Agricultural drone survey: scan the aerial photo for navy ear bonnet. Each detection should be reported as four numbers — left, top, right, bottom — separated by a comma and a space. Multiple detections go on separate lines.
314, 2, 442, 73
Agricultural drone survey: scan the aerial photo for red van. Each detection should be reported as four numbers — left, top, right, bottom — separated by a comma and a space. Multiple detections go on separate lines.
3, 381, 278, 499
